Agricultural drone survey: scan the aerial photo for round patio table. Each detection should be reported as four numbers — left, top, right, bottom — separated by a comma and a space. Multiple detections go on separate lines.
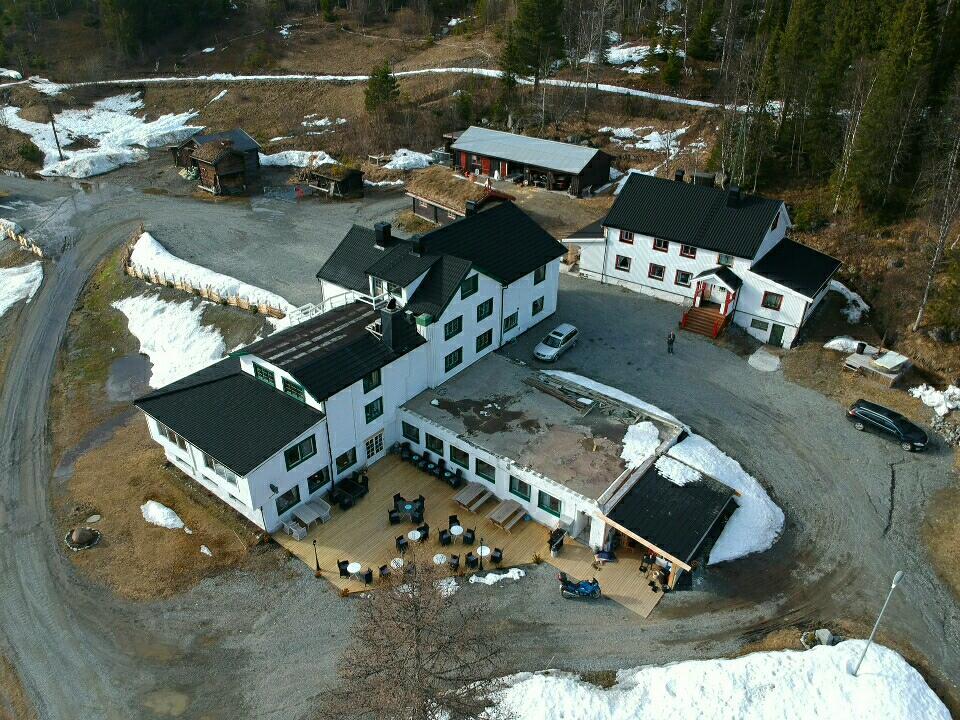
432, 553, 447, 565
407, 529, 422, 542
390, 557, 404, 570
346, 562, 362, 577
449, 525, 464, 537
400, 502, 415, 514
475, 546, 491, 558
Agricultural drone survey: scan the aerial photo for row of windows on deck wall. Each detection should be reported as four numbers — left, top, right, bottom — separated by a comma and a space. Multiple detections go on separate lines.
400, 420, 561, 517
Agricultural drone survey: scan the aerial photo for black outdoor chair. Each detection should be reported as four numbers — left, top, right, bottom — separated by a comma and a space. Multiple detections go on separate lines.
390, 441, 402, 455
417, 523, 430, 541
432, 459, 445, 478
363, 568, 373, 585
410, 449, 422, 464
338, 560, 350, 578
465, 553, 479, 569
388, 509, 402, 525
491, 548, 503, 565
396, 536, 408, 554
448, 514, 460, 529
400, 443, 412, 461
379, 564, 391, 579
393, 493, 404, 507
462, 528, 476, 545
418, 451, 432, 471
411, 511, 424, 525
359, 473, 369, 491
449, 554, 460, 571
339, 495, 354, 512
415, 495, 425, 509
439, 529, 452, 546
451, 468, 465, 488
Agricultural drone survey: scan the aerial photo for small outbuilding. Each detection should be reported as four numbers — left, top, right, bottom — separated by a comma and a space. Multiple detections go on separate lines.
306, 163, 365, 199
171, 129, 261, 195
406, 165, 513, 225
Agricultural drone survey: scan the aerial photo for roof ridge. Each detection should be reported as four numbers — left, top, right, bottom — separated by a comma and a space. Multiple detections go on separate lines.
459, 125, 600, 154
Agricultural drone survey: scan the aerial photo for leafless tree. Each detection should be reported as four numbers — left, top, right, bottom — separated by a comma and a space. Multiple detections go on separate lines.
316, 554, 509, 720
831, 60, 878, 214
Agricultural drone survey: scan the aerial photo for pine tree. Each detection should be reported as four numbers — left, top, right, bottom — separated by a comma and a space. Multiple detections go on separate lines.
498, 0, 565, 88
688, 1, 718, 61
661, 42, 682, 88
365, 61, 400, 114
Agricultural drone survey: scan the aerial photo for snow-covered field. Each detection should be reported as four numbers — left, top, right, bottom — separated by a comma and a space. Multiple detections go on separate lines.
0, 261, 43, 318
112, 294, 225, 388
492, 641, 948, 720
829, 280, 869, 323
1, 92, 201, 178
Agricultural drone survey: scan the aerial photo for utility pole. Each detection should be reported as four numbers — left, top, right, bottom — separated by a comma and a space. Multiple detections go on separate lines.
46, 102, 64, 161
852, 570, 904, 676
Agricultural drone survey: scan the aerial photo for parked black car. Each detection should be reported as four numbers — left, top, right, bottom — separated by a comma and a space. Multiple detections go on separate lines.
846, 399, 929, 451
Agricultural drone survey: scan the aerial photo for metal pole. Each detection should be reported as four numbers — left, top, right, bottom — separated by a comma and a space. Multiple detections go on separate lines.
46, 102, 64, 161
852, 570, 904, 676
312, 539, 320, 573
479, 536, 484, 571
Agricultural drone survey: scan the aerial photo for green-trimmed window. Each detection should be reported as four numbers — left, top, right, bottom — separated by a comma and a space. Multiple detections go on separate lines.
477, 298, 493, 321
476, 329, 493, 353
532, 296, 545, 316
509, 475, 530, 500
253, 362, 275, 386
364, 397, 384, 423
537, 490, 561, 517
426, 433, 444, 454
275, 485, 301, 516
533, 264, 546, 285
503, 311, 519, 333
449, 445, 469, 469
444, 315, 463, 340
476, 458, 496, 482
284, 435, 316, 471
282, 377, 305, 402
444, 347, 463, 373
336, 448, 357, 474
460, 274, 478, 299
402, 421, 420, 443
718, 253, 735, 267
307, 466, 330, 494
363, 368, 381, 393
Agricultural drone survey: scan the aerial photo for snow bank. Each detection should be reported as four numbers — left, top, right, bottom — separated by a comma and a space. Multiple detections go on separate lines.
829, 280, 869, 323
909, 384, 960, 417
209, 89, 228, 103
1, 92, 201, 178
600, 126, 687, 154
383, 148, 433, 171
747, 348, 780, 372
258, 149, 336, 167
112, 294, 225, 388
128, 231, 295, 314
141, 500, 185, 529
0, 68, 23, 80
654, 455, 702, 486
468, 568, 525, 585
200, 545, 213, 556
667, 433, 783, 564
620, 422, 660, 469
0, 262, 43, 318
302, 115, 346, 128
542, 370, 683, 426
824, 336, 860, 353
202, 47, 215, 54
492, 641, 949, 720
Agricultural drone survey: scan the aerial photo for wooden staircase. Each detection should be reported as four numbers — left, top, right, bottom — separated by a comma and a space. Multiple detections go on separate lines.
681, 305, 727, 338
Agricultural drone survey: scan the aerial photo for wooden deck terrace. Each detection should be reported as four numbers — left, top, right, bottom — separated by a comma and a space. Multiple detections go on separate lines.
273, 454, 663, 618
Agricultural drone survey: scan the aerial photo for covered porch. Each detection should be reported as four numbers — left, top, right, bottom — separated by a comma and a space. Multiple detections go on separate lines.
681, 266, 743, 339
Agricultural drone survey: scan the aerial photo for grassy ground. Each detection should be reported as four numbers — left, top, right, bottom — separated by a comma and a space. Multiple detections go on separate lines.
0, 656, 36, 720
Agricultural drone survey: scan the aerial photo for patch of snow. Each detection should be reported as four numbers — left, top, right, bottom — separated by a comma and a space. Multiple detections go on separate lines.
200, 545, 213, 556
620, 422, 660, 469
269, 135, 292, 142
667, 433, 784, 564
383, 148, 433, 171
301, 116, 347, 128
436, 577, 458, 596
469, 568, 525, 585
824, 336, 860, 353
0, 261, 43, 317
0, 68, 22, 80
622, 64, 658, 75
829, 280, 869, 323
748, 348, 781, 372
141, 500, 185, 530
202, 47, 216, 54
608, 167, 623, 181
208, 89, 228, 103
279, 24, 292, 37
112, 294, 225, 388
448, 17, 469, 26
364, 178, 405, 188
259, 149, 336, 167
606, 30, 621, 44
492, 641, 949, 720
542, 370, 683, 426
129, 231, 295, 315
909, 384, 960, 417
654, 455, 702, 486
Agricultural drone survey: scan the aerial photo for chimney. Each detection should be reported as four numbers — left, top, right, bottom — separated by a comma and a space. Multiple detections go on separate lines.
727, 185, 741, 207
410, 235, 425, 257
464, 199, 478, 216
692, 171, 715, 188
674, 169, 685, 183
374, 222, 391, 248
380, 297, 402, 352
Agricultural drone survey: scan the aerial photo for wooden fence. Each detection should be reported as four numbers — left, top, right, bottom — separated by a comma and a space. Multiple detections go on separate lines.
1, 219, 45, 258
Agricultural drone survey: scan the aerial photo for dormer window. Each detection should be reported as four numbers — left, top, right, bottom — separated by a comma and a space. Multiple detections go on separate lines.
460, 274, 479, 299
771, 211, 780, 230
373, 277, 402, 298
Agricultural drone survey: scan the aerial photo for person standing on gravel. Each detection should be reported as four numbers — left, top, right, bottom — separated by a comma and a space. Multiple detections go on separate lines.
667, 331, 676, 354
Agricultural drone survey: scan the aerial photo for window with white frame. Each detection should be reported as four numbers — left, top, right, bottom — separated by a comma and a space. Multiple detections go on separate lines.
307, 466, 330, 494
402, 421, 420, 443
680, 244, 697, 258
336, 447, 357, 473
203, 452, 238, 486
475, 458, 496, 482
284, 435, 317, 471
365, 431, 384, 458
364, 397, 384, 423
158, 422, 188, 452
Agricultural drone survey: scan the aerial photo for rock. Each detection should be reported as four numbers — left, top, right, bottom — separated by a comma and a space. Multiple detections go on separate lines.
70, 527, 97, 546
815, 628, 835, 646
887, 258, 904, 269
86, 514, 101, 524
928, 327, 949, 343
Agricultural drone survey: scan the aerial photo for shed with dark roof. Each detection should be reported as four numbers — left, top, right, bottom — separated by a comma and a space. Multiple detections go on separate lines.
171, 128, 261, 194
750, 238, 841, 299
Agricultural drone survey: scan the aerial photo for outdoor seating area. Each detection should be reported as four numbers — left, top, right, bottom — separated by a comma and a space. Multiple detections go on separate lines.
273, 455, 666, 618
282, 496, 332, 540
395, 441, 465, 489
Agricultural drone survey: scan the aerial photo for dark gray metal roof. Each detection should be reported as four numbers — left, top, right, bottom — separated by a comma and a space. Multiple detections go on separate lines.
406, 255, 473, 319
135, 357, 323, 476
565, 218, 605, 240
187, 128, 261, 153
750, 238, 841, 299
605, 174, 784, 259
608, 461, 734, 564
695, 265, 743, 291
316, 225, 384, 293
451, 126, 605, 175
366, 243, 439, 287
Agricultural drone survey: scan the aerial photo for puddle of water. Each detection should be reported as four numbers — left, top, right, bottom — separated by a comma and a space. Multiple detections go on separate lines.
53, 408, 136, 481
142, 689, 191, 718
259, 185, 299, 202
106, 352, 151, 402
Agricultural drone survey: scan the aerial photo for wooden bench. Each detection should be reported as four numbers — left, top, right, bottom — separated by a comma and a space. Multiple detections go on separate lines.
454, 482, 485, 509
487, 499, 525, 531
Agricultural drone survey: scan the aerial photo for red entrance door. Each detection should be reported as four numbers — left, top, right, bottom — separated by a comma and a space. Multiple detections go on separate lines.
481, 157, 492, 176
459, 151, 468, 170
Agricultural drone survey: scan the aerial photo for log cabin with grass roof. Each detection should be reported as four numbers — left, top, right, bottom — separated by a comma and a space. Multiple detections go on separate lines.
306, 162, 365, 199
406, 165, 514, 226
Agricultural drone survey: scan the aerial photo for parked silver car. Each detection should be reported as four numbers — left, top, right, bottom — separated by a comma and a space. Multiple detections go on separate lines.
534, 323, 579, 362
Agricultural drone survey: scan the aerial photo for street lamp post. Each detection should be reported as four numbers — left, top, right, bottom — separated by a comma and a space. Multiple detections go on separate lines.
312, 539, 320, 574
479, 536, 484, 572
852, 570, 904, 676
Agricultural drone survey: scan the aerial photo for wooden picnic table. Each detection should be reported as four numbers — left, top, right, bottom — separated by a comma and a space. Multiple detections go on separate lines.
487, 499, 525, 531
454, 482, 491, 512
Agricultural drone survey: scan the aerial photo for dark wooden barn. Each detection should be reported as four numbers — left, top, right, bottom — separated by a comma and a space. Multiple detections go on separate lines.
171, 129, 261, 194
306, 163, 365, 199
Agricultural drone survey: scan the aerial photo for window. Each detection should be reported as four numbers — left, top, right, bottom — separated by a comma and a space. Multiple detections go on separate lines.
307, 466, 330, 494
761, 291, 784, 311
282, 377, 305, 402
402, 421, 420, 443
503, 311, 519, 333
365, 431, 384, 458
426, 433, 444, 454
253, 362, 275, 386
750, 318, 770, 331
771, 211, 780, 230
275, 485, 301, 517
203, 453, 238, 486
718, 253, 735, 267
476, 458, 496, 482
446, 211, 458, 221
284, 435, 317, 471
477, 298, 493, 321
449, 445, 469, 469
619, 230, 634, 244
532, 297, 545, 316
444, 315, 463, 340
476, 329, 493, 352
363, 368, 381, 393
680, 244, 697, 258
534, 264, 546, 284
614, 255, 631, 272
538, 490, 561, 517
653, 237, 669, 252
675, 270, 692, 287
444, 347, 463, 372
509, 475, 531, 500
460, 274, 478, 299
364, 397, 384, 423
648, 263, 665, 281
158, 423, 188, 452
336, 448, 357, 474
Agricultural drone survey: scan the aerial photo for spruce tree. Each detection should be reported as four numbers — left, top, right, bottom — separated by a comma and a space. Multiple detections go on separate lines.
365, 61, 400, 114
498, 0, 565, 88
688, 1, 718, 61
